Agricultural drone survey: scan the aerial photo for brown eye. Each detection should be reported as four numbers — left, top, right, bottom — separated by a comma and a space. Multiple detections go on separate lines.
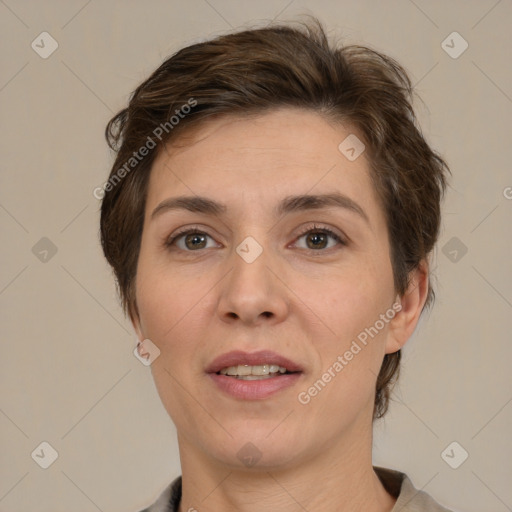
294, 225, 346, 251
183, 233, 208, 250
166, 230, 217, 251
305, 232, 329, 249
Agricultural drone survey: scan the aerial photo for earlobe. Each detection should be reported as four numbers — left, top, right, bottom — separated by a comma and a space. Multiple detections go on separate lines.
385, 261, 429, 354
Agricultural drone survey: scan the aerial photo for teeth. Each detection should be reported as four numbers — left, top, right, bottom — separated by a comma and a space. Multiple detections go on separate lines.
236, 365, 252, 376
219, 364, 288, 377
238, 375, 274, 380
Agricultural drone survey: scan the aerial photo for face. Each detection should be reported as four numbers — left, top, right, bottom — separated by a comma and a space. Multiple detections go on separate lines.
133, 108, 408, 470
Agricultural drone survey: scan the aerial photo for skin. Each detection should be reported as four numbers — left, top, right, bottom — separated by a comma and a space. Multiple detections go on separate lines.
132, 108, 429, 512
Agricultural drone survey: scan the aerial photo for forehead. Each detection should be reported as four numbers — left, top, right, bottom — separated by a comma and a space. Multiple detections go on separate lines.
146, 108, 383, 225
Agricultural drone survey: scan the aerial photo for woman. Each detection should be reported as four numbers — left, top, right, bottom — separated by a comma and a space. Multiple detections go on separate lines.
100, 18, 453, 512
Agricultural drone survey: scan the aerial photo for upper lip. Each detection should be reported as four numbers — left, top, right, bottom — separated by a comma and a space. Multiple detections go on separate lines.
206, 350, 303, 374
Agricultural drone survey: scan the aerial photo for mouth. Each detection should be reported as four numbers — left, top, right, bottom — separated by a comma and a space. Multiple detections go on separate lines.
206, 349, 303, 375
206, 350, 303, 399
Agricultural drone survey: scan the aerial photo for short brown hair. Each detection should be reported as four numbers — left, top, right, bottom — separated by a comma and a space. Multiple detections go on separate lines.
100, 18, 449, 419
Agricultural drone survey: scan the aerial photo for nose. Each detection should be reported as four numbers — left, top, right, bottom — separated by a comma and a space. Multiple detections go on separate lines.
216, 240, 290, 326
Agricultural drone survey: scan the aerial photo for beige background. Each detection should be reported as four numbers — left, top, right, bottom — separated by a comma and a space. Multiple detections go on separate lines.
1, 1, 511, 511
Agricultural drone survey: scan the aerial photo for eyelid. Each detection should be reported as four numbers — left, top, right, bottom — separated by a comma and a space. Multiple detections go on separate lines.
165, 224, 219, 247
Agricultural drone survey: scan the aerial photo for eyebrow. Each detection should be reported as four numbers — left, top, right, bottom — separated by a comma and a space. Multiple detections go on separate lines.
151, 193, 370, 224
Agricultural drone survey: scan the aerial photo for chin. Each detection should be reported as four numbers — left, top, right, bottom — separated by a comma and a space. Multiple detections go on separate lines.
202, 428, 309, 471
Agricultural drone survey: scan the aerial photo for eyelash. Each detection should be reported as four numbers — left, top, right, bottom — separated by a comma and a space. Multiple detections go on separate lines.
165, 223, 346, 253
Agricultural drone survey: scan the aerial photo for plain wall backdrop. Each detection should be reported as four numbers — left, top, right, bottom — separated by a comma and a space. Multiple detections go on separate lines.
1, 1, 511, 511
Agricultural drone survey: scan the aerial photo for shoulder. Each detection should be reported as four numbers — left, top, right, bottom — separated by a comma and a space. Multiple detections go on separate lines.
374, 466, 456, 512
137, 475, 182, 512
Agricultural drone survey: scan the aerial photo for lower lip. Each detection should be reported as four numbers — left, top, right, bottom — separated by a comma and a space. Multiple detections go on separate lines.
208, 373, 302, 400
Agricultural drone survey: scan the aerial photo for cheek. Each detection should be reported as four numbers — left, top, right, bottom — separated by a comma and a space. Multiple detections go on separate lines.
136, 262, 205, 343
293, 255, 393, 343
135, 263, 214, 426
293, 260, 394, 407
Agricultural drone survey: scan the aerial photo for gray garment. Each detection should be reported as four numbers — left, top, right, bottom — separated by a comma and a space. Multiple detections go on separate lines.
139, 466, 455, 512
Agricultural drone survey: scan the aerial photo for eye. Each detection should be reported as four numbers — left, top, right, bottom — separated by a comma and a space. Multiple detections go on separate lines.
165, 223, 346, 253
165, 228, 219, 251
293, 224, 346, 251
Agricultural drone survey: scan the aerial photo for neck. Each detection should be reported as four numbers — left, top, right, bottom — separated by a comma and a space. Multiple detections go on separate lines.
176, 417, 396, 512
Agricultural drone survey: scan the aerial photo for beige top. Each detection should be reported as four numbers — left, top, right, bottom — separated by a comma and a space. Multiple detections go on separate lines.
139, 466, 455, 511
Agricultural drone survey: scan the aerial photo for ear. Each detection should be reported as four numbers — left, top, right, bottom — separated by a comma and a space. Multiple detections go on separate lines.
385, 259, 429, 354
